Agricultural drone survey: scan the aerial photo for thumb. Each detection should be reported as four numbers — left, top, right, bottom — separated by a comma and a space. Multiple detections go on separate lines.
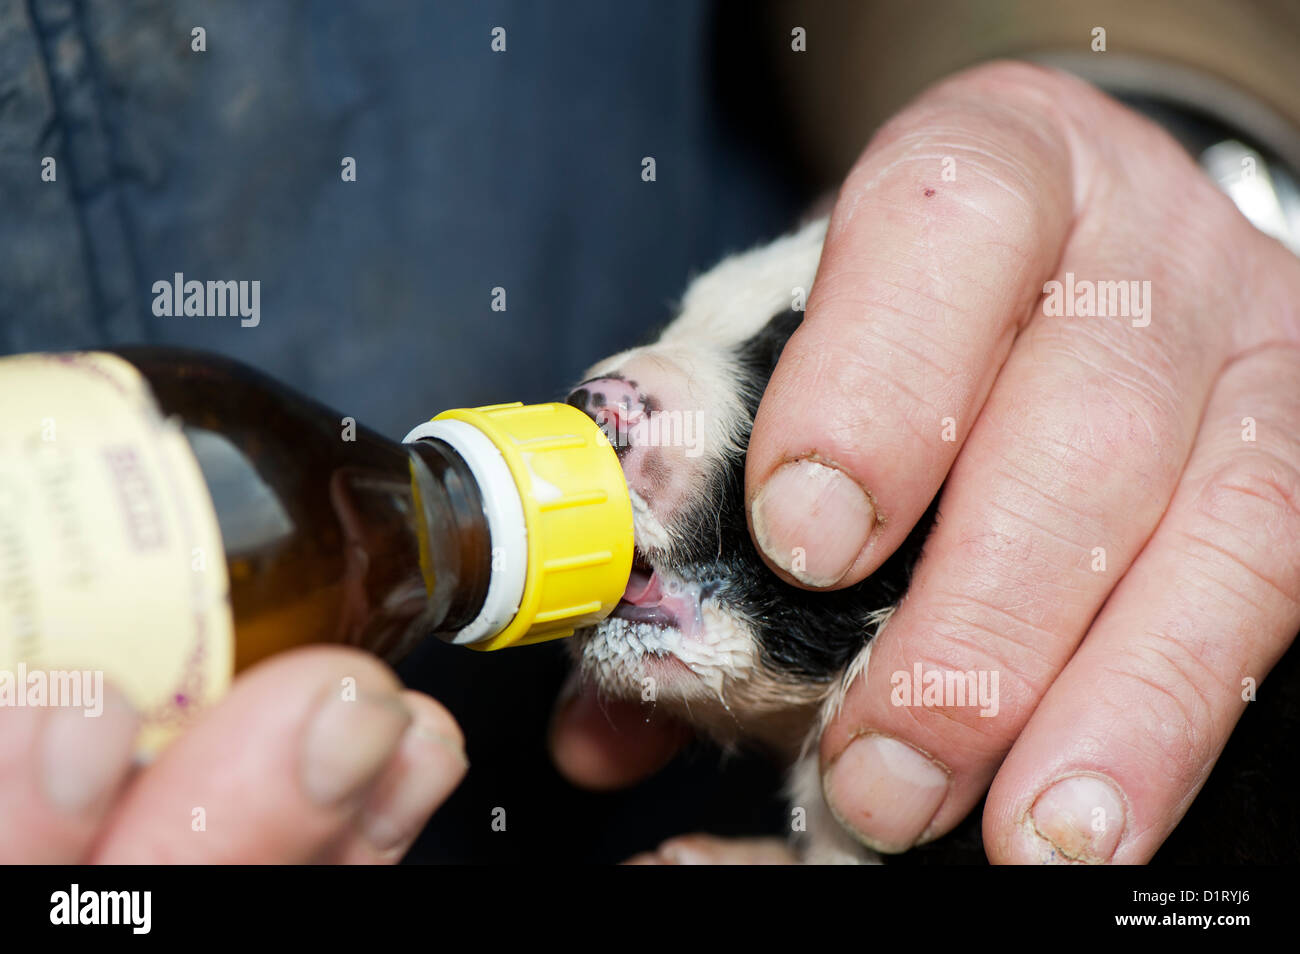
746, 62, 1076, 589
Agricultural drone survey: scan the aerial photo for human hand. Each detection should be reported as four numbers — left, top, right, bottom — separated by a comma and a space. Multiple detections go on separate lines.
743, 61, 1300, 862
552, 61, 1300, 864
1, 647, 467, 863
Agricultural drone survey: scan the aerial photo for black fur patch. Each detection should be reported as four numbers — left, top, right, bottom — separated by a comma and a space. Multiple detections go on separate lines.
662, 308, 937, 681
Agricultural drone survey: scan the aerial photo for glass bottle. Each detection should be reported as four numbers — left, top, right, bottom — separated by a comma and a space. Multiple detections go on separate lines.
0, 348, 632, 753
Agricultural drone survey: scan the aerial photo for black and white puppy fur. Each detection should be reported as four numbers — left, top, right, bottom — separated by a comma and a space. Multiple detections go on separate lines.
565, 217, 1300, 865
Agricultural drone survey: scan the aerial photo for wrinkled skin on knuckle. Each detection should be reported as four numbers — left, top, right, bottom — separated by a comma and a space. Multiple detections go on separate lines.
832, 61, 1082, 256
942, 515, 1076, 614
1187, 457, 1300, 608
1004, 374, 1187, 527
1094, 649, 1223, 790
911, 523, 1082, 667
840, 98, 1066, 253
891, 638, 1044, 755
924, 60, 1101, 201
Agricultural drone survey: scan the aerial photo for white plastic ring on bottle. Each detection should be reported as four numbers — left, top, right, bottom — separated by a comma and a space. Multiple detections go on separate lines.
402, 419, 527, 646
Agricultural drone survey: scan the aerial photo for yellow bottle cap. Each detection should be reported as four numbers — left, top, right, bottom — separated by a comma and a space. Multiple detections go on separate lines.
406, 402, 634, 651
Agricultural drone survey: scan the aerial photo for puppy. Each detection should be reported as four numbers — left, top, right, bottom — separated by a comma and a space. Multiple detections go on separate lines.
564, 217, 1300, 864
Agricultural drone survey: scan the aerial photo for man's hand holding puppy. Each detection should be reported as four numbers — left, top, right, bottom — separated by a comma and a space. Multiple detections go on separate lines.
553, 62, 1300, 863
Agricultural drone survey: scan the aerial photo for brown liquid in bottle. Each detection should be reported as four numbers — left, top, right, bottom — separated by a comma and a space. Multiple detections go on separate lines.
114, 348, 492, 672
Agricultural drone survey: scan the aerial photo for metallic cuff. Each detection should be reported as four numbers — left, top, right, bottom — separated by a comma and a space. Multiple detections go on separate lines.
1199, 139, 1300, 256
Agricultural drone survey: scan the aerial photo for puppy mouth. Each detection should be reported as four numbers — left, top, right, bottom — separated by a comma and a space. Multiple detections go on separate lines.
610, 547, 707, 639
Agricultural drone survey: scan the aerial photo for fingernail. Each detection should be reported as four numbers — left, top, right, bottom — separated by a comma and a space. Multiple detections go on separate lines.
751, 459, 875, 587
41, 683, 140, 813
301, 688, 411, 808
824, 733, 949, 853
359, 710, 468, 853
1030, 774, 1126, 864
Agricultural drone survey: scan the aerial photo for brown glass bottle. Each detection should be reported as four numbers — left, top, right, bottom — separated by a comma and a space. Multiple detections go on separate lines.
112, 347, 492, 673
0, 347, 632, 754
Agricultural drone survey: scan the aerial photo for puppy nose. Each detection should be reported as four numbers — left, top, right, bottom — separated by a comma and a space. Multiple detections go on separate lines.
567, 376, 641, 418
567, 377, 645, 450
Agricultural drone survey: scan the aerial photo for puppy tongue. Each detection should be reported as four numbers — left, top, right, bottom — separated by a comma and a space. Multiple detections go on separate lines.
616, 566, 706, 640
622, 564, 658, 604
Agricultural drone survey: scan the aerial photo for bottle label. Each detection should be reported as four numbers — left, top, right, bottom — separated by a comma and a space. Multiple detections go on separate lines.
0, 352, 233, 756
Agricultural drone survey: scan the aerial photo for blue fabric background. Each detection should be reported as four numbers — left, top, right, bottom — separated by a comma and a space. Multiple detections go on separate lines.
2, 0, 810, 861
